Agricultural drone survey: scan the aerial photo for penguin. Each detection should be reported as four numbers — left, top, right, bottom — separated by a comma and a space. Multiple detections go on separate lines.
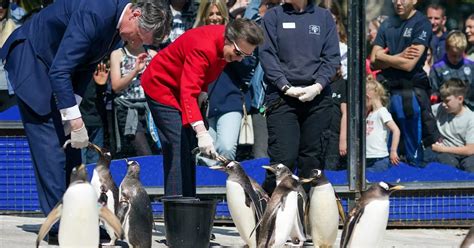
88, 142, 120, 245
301, 169, 345, 248
256, 172, 301, 248
36, 164, 123, 248
461, 226, 474, 248
210, 160, 269, 247
262, 163, 307, 246
117, 160, 154, 248
340, 181, 404, 248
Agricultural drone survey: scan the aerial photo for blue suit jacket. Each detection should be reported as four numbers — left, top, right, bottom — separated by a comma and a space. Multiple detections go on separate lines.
0, 0, 128, 115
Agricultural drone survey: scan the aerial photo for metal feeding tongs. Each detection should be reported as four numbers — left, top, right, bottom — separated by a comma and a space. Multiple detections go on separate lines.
191, 147, 230, 166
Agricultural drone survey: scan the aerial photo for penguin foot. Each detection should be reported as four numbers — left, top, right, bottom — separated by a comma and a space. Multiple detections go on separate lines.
100, 238, 116, 246
289, 237, 305, 247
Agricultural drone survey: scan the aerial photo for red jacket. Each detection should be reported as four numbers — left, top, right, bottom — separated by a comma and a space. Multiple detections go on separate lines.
141, 25, 227, 126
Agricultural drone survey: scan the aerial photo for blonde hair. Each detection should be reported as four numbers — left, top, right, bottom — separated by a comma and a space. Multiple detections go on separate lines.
370, 15, 388, 31
366, 75, 389, 107
446, 30, 468, 51
193, 0, 229, 28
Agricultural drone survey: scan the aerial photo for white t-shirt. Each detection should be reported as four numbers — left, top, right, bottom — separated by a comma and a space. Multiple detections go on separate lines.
366, 107, 394, 158
339, 42, 348, 80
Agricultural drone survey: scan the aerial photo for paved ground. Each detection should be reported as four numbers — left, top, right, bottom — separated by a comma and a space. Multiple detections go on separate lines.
0, 215, 469, 248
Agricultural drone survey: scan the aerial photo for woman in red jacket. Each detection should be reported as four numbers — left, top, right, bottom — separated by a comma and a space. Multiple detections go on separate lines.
141, 18, 264, 197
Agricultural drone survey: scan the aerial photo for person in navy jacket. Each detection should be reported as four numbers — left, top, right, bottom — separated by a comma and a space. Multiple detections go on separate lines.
259, 0, 340, 193
0, 0, 171, 225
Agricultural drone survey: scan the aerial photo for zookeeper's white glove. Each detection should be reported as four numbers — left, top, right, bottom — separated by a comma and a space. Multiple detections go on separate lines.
69, 124, 89, 149
196, 131, 217, 158
298, 83, 323, 102
285, 86, 305, 98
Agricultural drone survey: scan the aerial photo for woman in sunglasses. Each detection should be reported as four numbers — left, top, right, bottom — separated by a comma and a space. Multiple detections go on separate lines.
141, 18, 264, 197
193, 0, 258, 167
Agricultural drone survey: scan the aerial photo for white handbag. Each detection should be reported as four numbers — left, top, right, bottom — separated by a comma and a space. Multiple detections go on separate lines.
238, 103, 254, 145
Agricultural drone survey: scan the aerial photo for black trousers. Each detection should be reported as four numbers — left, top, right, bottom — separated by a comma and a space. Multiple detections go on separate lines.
262, 91, 333, 194
146, 95, 196, 197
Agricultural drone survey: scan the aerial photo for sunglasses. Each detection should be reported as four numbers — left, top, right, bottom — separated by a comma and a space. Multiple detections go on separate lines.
392, 0, 407, 4
232, 40, 253, 57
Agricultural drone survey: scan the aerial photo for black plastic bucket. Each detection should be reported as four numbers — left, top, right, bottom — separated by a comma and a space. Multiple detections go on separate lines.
161, 197, 217, 248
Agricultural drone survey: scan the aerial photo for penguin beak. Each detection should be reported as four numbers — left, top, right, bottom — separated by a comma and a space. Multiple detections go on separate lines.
88, 142, 102, 153
209, 165, 225, 171
77, 163, 85, 171
262, 165, 276, 173
389, 185, 405, 192
300, 177, 315, 184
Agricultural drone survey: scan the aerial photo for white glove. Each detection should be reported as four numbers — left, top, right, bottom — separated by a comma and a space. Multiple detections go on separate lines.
69, 124, 89, 149
285, 86, 305, 98
196, 131, 217, 158
197, 92, 208, 107
298, 83, 322, 102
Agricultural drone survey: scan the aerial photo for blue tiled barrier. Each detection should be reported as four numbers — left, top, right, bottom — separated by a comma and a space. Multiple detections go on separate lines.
0, 138, 473, 222
0, 105, 21, 121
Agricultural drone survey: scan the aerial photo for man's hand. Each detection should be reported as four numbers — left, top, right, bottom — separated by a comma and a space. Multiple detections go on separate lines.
69, 124, 89, 149
196, 131, 217, 158
93, 63, 109, 85
63, 118, 89, 149
285, 86, 305, 98
399, 45, 421, 60
298, 83, 322, 102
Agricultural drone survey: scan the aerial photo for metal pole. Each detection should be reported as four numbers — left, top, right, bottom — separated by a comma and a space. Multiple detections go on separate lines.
347, 0, 366, 195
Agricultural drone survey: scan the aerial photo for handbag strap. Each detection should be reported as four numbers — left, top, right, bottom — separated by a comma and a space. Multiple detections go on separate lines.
242, 102, 248, 117
240, 88, 248, 118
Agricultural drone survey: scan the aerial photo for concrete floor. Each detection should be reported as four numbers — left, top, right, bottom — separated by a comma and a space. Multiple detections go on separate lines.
0, 215, 469, 248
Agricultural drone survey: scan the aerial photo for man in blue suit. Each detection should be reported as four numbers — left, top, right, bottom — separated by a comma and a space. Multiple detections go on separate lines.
0, 0, 171, 235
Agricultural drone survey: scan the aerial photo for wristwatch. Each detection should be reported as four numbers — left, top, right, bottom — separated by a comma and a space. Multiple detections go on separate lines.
281, 84, 292, 93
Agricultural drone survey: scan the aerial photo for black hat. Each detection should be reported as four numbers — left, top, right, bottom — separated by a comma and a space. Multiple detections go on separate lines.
1, 0, 9, 9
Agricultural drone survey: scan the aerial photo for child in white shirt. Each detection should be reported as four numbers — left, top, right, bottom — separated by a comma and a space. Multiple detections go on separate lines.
366, 76, 401, 172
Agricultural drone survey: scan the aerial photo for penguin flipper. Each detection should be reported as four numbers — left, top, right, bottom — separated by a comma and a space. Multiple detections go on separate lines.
36, 202, 62, 248
340, 204, 365, 248
333, 190, 347, 223
249, 177, 269, 217
99, 206, 124, 239
303, 193, 311, 234
250, 196, 283, 241
336, 196, 347, 224
296, 187, 307, 233
461, 226, 474, 248
116, 200, 130, 224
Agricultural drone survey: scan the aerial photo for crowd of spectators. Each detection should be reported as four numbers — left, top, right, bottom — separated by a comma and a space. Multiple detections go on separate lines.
1, 0, 473, 175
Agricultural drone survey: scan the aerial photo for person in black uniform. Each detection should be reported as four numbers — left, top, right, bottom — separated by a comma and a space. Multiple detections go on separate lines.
370, 0, 440, 166
259, 0, 340, 193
